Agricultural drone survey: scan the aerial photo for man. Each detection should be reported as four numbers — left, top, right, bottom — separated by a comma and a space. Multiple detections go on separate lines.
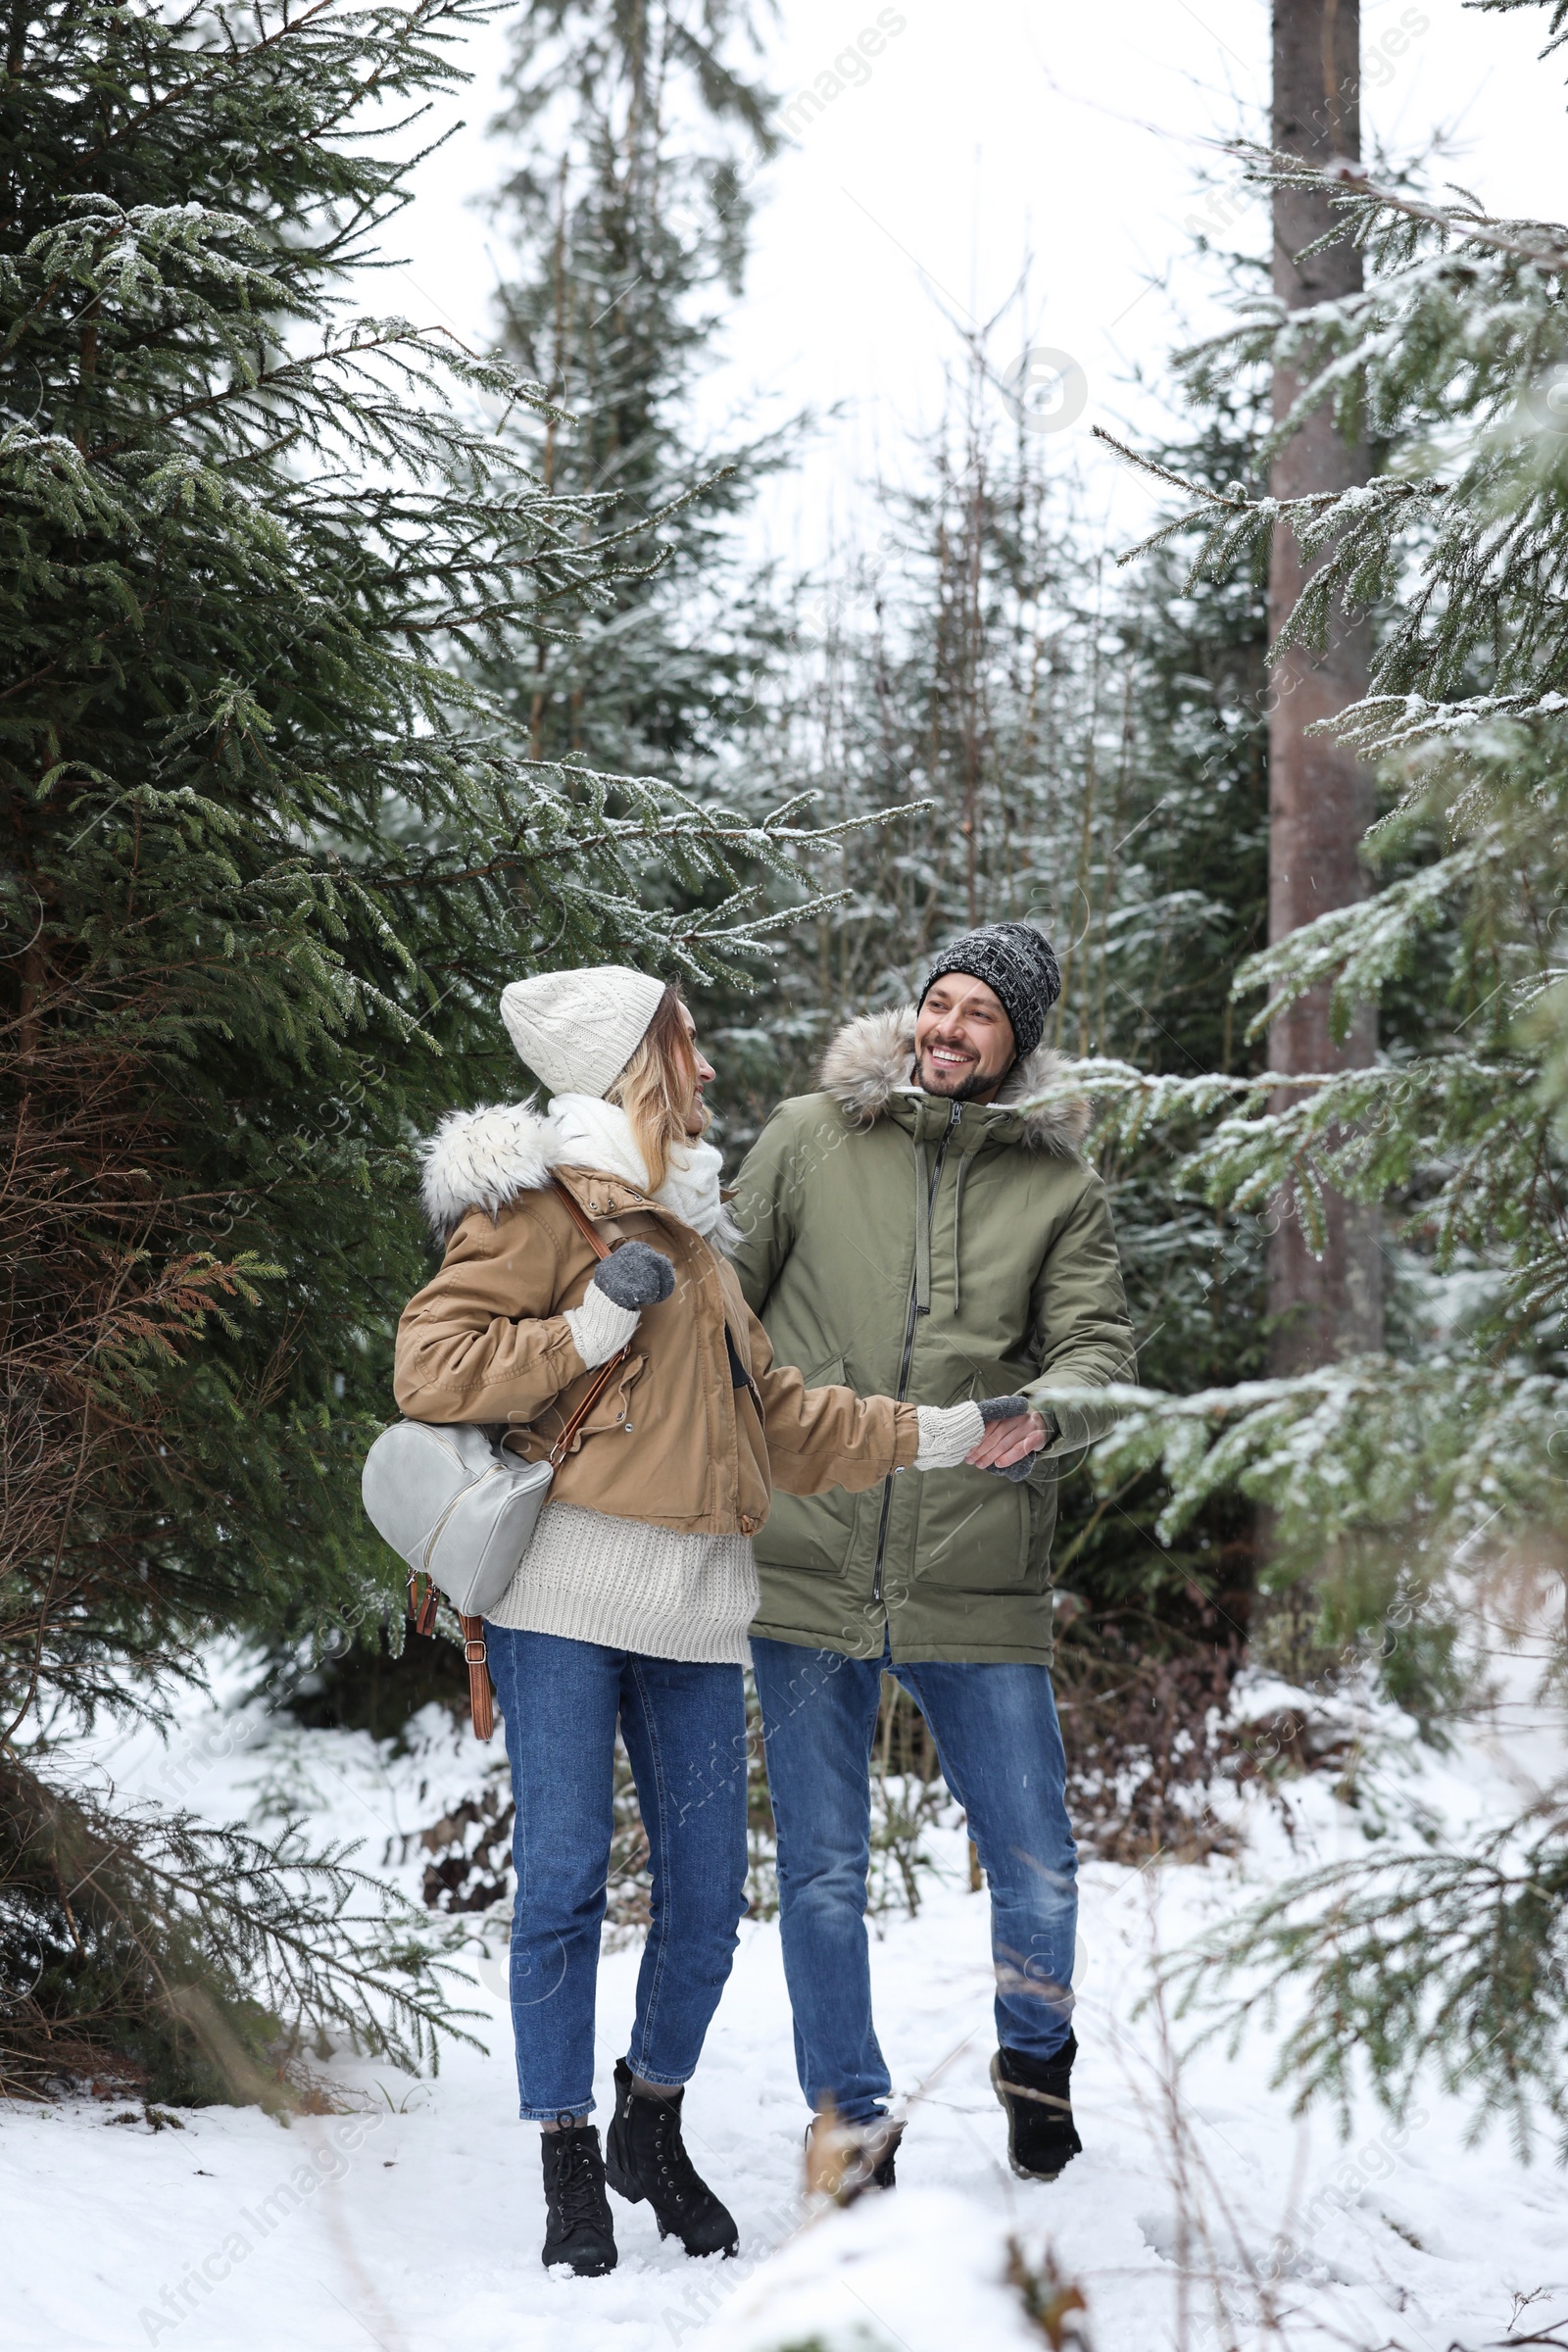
731, 922, 1132, 2188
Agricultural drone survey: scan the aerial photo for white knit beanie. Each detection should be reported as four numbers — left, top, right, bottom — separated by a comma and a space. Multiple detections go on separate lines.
499, 965, 668, 1100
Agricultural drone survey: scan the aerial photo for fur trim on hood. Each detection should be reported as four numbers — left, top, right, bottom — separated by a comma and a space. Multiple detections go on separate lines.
817, 1007, 1091, 1155
418, 1101, 564, 1238
416, 1100, 742, 1252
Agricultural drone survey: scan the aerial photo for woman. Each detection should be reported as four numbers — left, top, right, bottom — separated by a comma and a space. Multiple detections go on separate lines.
394, 965, 995, 2277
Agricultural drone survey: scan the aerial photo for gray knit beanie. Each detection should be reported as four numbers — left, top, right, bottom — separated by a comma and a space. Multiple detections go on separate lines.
918, 923, 1061, 1059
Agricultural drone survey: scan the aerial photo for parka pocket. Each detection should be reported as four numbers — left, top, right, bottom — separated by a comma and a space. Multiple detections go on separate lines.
573, 1350, 647, 1442
754, 1484, 862, 1579
915, 1472, 1034, 1593
516, 1352, 648, 1459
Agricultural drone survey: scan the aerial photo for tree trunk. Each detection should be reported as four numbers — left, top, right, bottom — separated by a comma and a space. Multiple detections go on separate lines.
1267, 0, 1382, 1372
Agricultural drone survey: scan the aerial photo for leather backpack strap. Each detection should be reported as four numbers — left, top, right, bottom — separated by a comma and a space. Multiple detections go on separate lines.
552, 1172, 614, 1260
459, 1613, 495, 1741
547, 1348, 628, 1465
404, 1573, 494, 1741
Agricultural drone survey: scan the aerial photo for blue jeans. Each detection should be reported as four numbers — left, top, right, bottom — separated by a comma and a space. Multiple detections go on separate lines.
752, 1635, 1077, 2125
486, 1625, 749, 2121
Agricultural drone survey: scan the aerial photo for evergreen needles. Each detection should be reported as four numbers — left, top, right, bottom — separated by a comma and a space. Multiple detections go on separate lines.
1, 1760, 476, 2104
1093, 94, 1568, 2136
0, 0, 863, 2098
1166, 1807, 1568, 2161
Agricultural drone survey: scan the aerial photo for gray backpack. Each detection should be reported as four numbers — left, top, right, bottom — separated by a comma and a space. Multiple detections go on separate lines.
360, 1179, 629, 1737
360, 1420, 553, 1622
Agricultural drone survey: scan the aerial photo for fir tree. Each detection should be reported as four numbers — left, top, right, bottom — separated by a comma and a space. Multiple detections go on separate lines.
1081, 0, 1568, 2131
726, 317, 1111, 1113
479, 0, 786, 775
0, 0, 861, 2097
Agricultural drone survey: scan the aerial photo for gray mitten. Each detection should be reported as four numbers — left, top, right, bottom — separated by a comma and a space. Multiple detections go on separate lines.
593, 1241, 676, 1309
563, 1242, 676, 1371
978, 1394, 1044, 1481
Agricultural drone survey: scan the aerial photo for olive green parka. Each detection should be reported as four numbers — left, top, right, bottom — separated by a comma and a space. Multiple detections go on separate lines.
730, 1009, 1133, 1665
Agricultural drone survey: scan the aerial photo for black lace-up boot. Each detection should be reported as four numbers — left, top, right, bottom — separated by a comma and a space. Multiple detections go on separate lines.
991, 2034, 1083, 2181
539, 2123, 617, 2275
604, 2059, 738, 2258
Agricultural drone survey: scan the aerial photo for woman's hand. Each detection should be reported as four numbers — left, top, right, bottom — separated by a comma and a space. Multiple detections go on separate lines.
594, 1241, 676, 1309
564, 1242, 676, 1369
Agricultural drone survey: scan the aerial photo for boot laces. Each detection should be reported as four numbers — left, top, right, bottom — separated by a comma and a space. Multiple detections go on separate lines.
553, 2134, 605, 2230
649, 2100, 708, 2213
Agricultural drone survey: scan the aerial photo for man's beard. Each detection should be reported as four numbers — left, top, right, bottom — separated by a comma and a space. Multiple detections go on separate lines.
916, 1049, 999, 1102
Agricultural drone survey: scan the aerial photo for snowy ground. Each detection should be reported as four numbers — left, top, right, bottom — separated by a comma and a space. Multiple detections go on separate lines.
7, 1648, 1568, 2352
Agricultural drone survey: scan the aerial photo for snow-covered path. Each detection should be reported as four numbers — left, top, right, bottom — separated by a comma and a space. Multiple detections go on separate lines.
6, 1677, 1567, 2352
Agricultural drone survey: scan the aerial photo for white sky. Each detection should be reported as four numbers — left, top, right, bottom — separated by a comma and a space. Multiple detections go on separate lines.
384, 0, 1568, 575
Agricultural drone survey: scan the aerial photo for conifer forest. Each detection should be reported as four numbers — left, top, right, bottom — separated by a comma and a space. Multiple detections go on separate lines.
3, 1, 1568, 2345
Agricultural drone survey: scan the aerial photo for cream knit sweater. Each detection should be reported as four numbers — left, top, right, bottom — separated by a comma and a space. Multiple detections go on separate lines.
478, 1108, 757, 1663
485, 1501, 759, 1665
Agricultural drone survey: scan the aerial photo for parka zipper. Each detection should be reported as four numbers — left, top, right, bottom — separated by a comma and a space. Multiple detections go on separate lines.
869, 1100, 960, 1608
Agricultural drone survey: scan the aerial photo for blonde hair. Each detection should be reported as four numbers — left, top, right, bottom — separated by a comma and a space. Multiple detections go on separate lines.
605, 983, 705, 1192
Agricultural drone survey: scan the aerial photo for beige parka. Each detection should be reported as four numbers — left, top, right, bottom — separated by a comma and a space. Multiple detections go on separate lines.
394, 1102, 920, 1537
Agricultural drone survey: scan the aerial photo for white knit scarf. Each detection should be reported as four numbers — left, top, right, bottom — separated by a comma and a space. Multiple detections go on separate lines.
549, 1093, 729, 1240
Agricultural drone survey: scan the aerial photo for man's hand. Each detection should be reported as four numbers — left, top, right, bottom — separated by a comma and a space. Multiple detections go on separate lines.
965, 1395, 1052, 1473
911, 1395, 1058, 1474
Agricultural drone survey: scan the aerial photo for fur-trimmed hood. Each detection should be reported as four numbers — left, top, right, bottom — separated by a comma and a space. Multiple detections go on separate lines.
816, 1007, 1091, 1154
417, 1101, 741, 1252
417, 1101, 565, 1238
